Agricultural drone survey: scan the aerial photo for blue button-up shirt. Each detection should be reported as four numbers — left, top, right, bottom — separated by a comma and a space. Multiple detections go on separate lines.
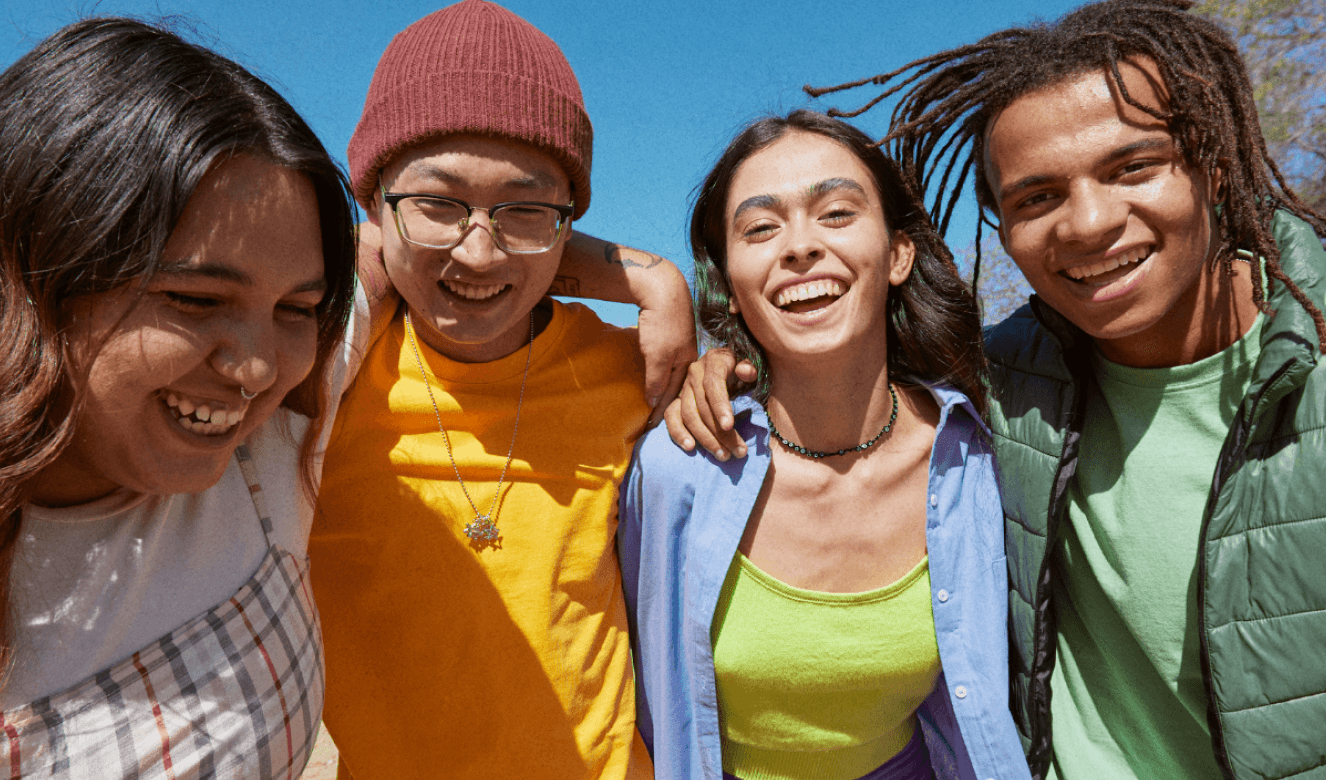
618, 386, 1031, 780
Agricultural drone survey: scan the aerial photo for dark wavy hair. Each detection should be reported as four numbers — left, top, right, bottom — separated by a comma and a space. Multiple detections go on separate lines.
0, 18, 356, 671
690, 109, 988, 414
809, 0, 1326, 353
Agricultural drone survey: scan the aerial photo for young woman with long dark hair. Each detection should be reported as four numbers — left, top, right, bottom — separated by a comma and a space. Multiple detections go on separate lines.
0, 18, 356, 778
618, 110, 1029, 780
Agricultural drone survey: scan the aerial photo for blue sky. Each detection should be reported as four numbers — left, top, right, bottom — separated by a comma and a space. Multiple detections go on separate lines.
1, 0, 1076, 324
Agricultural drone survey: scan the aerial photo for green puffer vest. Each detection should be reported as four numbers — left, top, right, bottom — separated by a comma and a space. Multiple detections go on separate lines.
985, 211, 1326, 780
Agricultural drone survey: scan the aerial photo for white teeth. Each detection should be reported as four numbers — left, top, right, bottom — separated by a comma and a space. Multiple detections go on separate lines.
444, 280, 505, 300
1064, 247, 1151, 281
163, 392, 246, 435
774, 280, 846, 308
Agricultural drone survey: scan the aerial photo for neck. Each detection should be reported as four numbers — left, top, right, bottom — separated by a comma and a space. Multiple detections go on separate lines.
407, 299, 553, 364
28, 459, 121, 509
765, 347, 896, 454
1096, 253, 1261, 368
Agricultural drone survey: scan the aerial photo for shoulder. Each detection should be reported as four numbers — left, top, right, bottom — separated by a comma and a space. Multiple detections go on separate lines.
1271, 210, 1326, 304
628, 395, 769, 491
1272, 209, 1326, 264
554, 300, 643, 360
922, 382, 989, 437
983, 304, 1060, 373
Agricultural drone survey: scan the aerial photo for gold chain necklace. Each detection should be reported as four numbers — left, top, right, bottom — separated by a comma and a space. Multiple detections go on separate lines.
404, 310, 534, 545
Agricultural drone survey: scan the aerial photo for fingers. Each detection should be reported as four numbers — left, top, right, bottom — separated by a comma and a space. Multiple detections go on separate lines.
701, 359, 737, 433
646, 358, 690, 428
696, 350, 744, 457
660, 354, 743, 460
677, 380, 733, 458
664, 395, 695, 451
734, 360, 757, 384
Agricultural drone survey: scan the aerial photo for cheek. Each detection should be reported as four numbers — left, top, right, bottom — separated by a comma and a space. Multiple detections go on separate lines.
1001, 227, 1051, 282
81, 328, 200, 401
278, 322, 321, 389
526, 251, 562, 290
723, 248, 765, 303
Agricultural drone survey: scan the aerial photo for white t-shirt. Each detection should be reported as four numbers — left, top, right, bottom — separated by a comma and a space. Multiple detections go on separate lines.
4, 286, 368, 710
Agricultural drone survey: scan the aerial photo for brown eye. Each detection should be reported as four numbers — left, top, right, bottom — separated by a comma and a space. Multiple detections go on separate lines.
165, 292, 220, 311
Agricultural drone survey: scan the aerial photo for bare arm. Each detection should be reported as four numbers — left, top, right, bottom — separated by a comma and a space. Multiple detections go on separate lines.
356, 221, 399, 350
558, 232, 697, 424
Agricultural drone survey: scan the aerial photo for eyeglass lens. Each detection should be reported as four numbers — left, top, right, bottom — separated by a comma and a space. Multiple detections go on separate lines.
396, 198, 562, 252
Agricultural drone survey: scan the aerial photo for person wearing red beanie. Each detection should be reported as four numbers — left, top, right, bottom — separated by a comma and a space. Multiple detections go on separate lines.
310, 2, 679, 778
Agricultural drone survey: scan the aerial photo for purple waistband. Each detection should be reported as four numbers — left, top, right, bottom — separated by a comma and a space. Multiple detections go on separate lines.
723, 726, 934, 780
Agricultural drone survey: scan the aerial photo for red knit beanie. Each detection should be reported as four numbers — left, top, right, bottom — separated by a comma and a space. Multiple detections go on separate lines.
348, 0, 592, 219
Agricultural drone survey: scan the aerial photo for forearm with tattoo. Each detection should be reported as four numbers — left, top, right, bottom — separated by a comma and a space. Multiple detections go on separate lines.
603, 243, 665, 270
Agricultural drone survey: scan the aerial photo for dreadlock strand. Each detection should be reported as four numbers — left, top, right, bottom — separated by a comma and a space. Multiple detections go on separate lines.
808, 0, 1326, 356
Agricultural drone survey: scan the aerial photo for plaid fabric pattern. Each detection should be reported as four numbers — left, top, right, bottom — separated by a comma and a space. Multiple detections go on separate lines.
0, 445, 325, 779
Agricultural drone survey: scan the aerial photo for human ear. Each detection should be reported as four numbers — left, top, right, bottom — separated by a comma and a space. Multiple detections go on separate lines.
728, 296, 740, 314
1208, 164, 1227, 205
887, 231, 917, 286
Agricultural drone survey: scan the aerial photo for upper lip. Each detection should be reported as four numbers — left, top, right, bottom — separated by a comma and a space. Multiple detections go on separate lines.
771, 275, 849, 308
1058, 244, 1153, 280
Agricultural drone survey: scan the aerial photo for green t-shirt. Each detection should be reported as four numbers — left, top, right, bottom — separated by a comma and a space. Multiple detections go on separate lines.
1048, 316, 1264, 779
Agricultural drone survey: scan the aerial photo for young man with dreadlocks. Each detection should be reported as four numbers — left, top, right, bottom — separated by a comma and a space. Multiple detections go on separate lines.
665, 1, 1326, 778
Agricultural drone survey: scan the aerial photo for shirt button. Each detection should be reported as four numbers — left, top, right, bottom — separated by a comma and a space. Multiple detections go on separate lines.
937, 589, 949, 602
955, 686, 968, 699
929, 493, 938, 507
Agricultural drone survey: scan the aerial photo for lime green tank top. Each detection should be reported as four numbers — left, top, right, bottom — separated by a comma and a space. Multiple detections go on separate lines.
710, 552, 940, 780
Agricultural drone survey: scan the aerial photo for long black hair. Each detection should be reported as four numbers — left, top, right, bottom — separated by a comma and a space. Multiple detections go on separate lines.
808, 0, 1326, 351
690, 109, 987, 414
0, 17, 356, 670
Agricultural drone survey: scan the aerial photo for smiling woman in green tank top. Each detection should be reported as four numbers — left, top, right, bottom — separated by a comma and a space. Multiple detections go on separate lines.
618, 110, 1033, 780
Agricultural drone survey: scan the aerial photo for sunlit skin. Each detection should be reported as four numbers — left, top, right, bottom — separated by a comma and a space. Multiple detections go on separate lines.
986, 58, 1259, 368
725, 131, 914, 379
721, 130, 935, 593
31, 155, 327, 506
373, 135, 572, 363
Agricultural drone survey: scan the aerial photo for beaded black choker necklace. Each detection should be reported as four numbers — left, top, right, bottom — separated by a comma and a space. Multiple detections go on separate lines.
767, 382, 898, 459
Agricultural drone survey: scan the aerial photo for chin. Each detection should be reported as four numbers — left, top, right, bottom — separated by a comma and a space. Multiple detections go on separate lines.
131, 458, 234, 497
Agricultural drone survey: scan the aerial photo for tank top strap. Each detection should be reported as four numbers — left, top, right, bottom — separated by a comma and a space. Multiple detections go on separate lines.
233, 443, 279, 549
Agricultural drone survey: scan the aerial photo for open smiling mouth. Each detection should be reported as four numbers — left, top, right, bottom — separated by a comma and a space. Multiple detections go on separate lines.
1061, 246, 1152, 285
773, 279, 847, 314
163, 392, 246, 436
441, 279, 510, 302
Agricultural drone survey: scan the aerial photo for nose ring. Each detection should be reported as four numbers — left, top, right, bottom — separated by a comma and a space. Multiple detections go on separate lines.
240, 387, 258, 400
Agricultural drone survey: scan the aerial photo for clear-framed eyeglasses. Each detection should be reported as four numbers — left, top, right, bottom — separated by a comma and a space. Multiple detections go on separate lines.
380, 183, 574, 255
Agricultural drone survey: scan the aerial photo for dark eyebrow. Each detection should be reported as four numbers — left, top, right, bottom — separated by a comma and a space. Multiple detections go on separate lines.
733, 177, 867, 222
808, 177, 866, 197
156, 260, 326, 296
1100, 136, 1174, 165
156, 260, 252, 284
733, 194, 781, 221
998, 136, 1175, 202
292, 278, 328, 295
